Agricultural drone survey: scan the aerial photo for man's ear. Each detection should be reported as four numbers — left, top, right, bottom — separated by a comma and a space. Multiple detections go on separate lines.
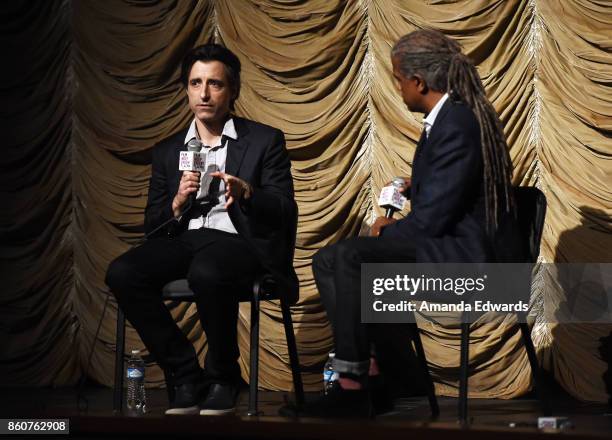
414, 75, 429, 95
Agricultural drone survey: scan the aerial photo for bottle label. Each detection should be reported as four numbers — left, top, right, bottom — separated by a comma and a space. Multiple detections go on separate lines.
127, 367, 144, 379
324, 370, 338, 382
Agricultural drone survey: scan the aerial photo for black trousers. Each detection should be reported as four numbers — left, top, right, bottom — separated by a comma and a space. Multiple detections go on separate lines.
313, 236, 417, 375
105, 228, 261, 386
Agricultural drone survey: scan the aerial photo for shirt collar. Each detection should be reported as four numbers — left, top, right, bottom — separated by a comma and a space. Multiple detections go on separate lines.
423, 93, 449, 136
184, 117, 238, 146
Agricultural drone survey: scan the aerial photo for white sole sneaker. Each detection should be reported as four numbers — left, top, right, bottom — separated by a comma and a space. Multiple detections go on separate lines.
199, 407, 236, 416
165, 405, 199, 415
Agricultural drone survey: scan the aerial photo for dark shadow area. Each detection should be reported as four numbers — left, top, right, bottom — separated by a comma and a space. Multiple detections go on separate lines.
554, 206, 612, 407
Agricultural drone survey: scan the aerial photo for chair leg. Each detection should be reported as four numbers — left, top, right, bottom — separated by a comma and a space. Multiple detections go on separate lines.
459, 322, 470, 424
280, 298, 304, 407
113, 307, 126, 414
247, 285, 261, 416
408, 323, 439, 417
519, 322, 551, 416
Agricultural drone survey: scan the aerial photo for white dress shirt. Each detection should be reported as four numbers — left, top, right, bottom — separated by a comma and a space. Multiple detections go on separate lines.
423, 93, 449, 138
184, 118, 238, 234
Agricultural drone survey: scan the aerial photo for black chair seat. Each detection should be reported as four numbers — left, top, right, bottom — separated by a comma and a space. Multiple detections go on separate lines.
161, 279, 195, 301
161, 276, 280, 303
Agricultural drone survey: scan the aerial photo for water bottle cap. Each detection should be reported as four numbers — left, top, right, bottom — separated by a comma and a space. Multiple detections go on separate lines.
329, 352, 335, 358
131, 349, 141, 355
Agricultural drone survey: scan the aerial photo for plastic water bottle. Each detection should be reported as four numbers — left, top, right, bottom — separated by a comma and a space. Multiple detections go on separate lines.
126, 349, 146, 416
323, 352, 339, 394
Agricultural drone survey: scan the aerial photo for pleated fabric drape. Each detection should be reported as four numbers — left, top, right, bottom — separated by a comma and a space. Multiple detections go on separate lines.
1, 0, 610, 402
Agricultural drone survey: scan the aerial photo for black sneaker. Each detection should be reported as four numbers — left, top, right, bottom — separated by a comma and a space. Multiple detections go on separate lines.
165, 383, 200, 415
279, 381, 372, 418
199, 383, 239, 416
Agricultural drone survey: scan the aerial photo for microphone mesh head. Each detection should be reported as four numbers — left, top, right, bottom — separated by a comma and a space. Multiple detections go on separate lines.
391, 177, 405, 188
187, 139, 203, 152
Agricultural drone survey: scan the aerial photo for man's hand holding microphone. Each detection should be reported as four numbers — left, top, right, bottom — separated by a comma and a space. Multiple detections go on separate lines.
173, 139, 253, 217
173, 171, 201, 217
173, 139, 205, 217
370, 176, 411, 237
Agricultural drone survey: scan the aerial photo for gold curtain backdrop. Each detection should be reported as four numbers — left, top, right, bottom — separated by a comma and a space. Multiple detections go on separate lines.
1, 0, 611, 401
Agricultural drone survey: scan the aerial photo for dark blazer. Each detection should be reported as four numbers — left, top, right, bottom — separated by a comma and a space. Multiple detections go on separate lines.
144, 116, 299, 304
381, 99, 522, 263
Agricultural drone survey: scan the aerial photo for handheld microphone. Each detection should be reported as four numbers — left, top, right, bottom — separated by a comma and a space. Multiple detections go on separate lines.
181, 139, 206, 171
179, 139, 206, 209
187, 138, 202, 150
379, 177, 407, 218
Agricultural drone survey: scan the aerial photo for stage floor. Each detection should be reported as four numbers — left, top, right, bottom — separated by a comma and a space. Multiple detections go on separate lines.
1, 385, 611, 439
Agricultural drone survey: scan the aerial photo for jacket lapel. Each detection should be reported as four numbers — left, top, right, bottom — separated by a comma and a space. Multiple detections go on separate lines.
172, 127, 190, 191
175, 127, 191, 153
225, 118, 250, 177
413, 98, 453, 162
425, 98, 452, 144
414, 128, 427, 153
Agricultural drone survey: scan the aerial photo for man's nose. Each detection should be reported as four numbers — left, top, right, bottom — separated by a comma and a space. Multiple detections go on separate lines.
200, 84, 210, 100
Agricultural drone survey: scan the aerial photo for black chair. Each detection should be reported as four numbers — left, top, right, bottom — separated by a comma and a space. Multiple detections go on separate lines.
407, 187, 550, 422
113, 273, 305, 416
456, 186, 551, 422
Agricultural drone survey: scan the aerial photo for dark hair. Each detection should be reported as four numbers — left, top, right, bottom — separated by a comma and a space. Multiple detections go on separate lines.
181, 44, 241, 110
392, 29, 515, 236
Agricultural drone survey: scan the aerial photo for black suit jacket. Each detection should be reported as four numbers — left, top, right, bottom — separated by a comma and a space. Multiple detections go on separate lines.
381, 99, 522, 263
144, 116, 299, 304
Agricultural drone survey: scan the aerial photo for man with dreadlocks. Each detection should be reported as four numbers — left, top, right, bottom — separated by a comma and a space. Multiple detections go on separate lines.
281, 29, 523, 418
